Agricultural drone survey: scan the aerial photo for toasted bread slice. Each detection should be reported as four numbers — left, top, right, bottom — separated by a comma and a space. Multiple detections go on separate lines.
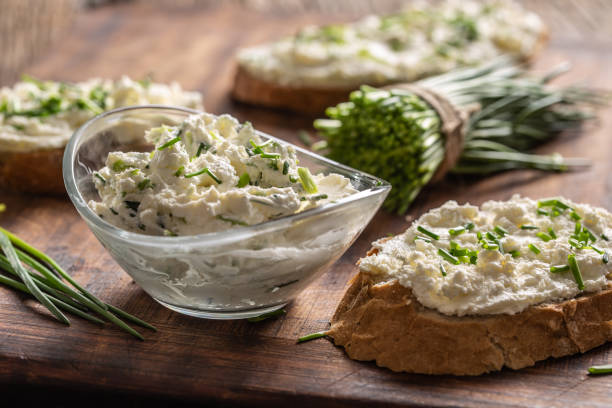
328, 270, 612, 376
0, 148, 65, 194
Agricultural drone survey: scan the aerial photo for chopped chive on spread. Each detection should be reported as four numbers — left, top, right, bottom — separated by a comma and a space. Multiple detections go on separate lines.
567, 254, 585, 290
570, 211, 581, 221
93, 172, 106, 184
465, 222, 475, 231
195, 142, 210, 157
124, 201, 140, 212
589, 246, 604, 255
550, 264, 570, 273
110, 208, 118, 215
438, 248, 460, 265
509, 250, 520, 258
520, 225, 539, 230
588, 364, 612, 375
137, 179, 152, 191
414, 236, 432, 244
157, 136, 181, 150
603, 253, 609, 264
528, 244, 540, 255
260, 153, 281, 159
184, 167, 222, 184
536, 232, 553, 242
537, 209, 549, 216
481, 242, 498, 251
112, 160, 132, 172
439, 263, 447, 277
548, 228, 557, 239
538, 198, 569, 210
237, 172, 250, 188
309, 194, 328, 201
449, 226, 465, 236
494, 226, 508, 237
417, 226, 439, 240
297, 167, 318, 194
282, 161, 289, 175
216, 215, 248, 226
602, 233, 610, 241
174, 166, 184, 177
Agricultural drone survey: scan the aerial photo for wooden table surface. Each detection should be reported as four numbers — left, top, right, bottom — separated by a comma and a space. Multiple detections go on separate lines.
1, 2, 611, 407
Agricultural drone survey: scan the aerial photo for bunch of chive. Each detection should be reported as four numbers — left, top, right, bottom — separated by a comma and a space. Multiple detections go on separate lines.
314, 57, 605, 213
0, 227, 155, 340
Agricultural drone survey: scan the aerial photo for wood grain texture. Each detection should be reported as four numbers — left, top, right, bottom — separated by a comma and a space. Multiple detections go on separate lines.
0, 2, 611, 407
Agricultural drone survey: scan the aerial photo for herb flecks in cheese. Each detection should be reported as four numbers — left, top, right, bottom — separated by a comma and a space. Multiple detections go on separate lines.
0, 76, 203, 152
237, 0, 546, 88
89, 113, 357, 236
359, 195, 612, 316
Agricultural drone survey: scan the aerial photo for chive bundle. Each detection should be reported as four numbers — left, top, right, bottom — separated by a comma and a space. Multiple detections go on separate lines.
315, 58, 604, 213
0, 227, 155, 339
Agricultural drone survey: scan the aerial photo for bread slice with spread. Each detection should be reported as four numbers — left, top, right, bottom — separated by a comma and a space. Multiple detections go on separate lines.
0, 76, 203, 194
232, 0, 548, 114
328, 195, 612, 375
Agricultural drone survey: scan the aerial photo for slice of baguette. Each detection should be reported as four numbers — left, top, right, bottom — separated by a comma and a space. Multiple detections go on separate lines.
0, 148, 65, 194
329, 266, 612, 376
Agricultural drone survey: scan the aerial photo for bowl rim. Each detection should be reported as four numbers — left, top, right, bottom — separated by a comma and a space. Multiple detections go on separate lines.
63, 105, 391, 247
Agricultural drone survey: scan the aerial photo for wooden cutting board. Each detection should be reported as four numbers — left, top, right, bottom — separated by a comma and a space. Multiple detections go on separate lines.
1, 2, 611, 407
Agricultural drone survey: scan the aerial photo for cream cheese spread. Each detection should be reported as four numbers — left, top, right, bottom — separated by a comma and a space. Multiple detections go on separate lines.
237, 0, 546, 89
89, 112, 357, 236
0, 76, 203, 153
359, 195, 612, 316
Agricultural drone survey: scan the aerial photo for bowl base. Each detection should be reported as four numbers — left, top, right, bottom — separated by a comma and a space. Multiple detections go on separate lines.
154, 299, 288, 320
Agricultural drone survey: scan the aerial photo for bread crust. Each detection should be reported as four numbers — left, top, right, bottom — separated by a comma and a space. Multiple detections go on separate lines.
329, 270, 612, 376
0, 148, 65, 194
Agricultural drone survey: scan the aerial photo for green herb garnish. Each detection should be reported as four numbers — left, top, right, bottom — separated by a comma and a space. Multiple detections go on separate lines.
550, 264, 570, 273
157, 136, 181, 150
438, 248, 460, 265
297, 331, 327, 343
602, 233, 610, 241
528, 244, 540, 255
195, 142, 210, 157
124, 201, 140, 212
282, 161, 290, 175
588, 364, 612, 375
94, 172, 106, 184
494, 226, 508, 237
112, 160, 132, 172
520, 225, 539, 230
509, 250, 520, 258
184, 167, 222, 184
548, 228, 557, 239
567, 254, 585, 290
570, 211, 581, 221
536, 232, 553, 242
216, 215, 248, 226
297, 167, 318, 194
603, 253, 609, 264
237, 173, 250, 188
415, 226, 437, 241
174, 166, 184, 177
137, 179, 152, 191
439, 263, 447, 277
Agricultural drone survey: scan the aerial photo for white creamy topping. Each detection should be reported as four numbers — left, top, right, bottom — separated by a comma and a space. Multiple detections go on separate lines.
359, 195, 612, 316
237, 0, 545, 88
0, 76, 203, 152
89, 113, 357, 236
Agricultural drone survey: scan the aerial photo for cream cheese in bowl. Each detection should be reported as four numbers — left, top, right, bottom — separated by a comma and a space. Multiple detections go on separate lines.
64, 106, 389, 319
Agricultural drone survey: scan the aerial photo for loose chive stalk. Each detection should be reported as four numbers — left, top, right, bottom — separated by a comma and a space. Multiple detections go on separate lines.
0, 227, 108, 310
438, 248, 460, 265
417, 226, 439, 240
529, 244, 541, 255
588, 364, 612, 375
106, 304, 157, 331
520, 225, 539, 230
297, 167, 318, 194
157, 136, 181, 150
567, 254, 585, 290
0, 273, 104, 325
550, 264, 570, 273
247, 308, 286, 322
0, 231, 69, 324
297, 331, 328, 343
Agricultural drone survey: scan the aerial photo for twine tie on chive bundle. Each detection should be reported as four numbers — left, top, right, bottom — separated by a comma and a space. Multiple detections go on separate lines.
384, 83, 476, 182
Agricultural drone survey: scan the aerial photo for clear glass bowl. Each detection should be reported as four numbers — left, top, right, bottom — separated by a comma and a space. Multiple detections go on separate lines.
63, 106, 390, 319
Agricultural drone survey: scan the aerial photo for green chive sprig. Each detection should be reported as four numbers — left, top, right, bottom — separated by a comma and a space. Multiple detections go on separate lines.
567, 254, 585, 290
417, 226, 439, 240
184, 167, 222, 184
588, 364, 612, 375
297, 331, 328, 343
315, 58, 603, 213
0, 228, 156, 339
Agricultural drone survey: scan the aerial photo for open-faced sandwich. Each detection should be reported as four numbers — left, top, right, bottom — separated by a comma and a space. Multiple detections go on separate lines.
0, 76, 203, 194
328, 195, 612, 375
233, 0, 547, 114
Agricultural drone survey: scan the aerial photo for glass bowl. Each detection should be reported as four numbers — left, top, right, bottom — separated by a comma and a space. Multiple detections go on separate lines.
63, 105, 390, 319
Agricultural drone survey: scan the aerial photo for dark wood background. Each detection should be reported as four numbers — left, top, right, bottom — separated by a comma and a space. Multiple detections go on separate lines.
0, 1, 611, 407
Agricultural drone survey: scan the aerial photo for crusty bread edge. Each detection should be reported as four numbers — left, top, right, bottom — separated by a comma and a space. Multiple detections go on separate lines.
329, 243, 612, 376
0, 148, 66, 194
